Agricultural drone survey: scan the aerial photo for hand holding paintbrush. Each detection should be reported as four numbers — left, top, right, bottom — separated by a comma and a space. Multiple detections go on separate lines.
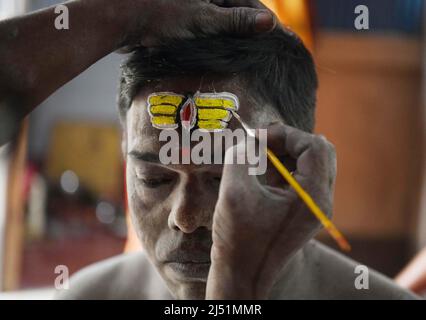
208, 114, 348, 299
231, 111, 350, 252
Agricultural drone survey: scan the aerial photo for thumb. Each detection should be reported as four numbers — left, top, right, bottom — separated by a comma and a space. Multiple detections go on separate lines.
210, 7, 276, 34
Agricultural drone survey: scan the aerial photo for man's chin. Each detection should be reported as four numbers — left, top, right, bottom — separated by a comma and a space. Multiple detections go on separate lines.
174, 281, 207, 300
161, 262, 210, 299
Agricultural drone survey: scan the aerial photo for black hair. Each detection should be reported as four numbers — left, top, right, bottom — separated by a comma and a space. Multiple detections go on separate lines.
118, 29, 318, 132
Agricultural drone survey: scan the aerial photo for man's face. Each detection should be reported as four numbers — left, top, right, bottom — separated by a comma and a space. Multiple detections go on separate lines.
125, 75, 277, 299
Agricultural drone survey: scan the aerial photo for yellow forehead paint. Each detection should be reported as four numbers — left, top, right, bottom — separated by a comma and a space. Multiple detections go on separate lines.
147, 92, 184, 129
194, 92, 238, 131
147, 92, 239, 131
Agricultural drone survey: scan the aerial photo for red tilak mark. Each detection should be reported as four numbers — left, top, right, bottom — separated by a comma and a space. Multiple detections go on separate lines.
181, 101, 192, 122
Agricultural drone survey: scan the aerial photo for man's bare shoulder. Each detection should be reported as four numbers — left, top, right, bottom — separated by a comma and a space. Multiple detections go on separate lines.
302, 240, 419, 300
55, 251, 173, 300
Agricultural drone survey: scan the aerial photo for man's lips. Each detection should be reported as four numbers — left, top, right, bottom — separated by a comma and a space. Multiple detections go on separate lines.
157, 231, 213, 281
161, 249, 211, 281
164, 261, 211, 281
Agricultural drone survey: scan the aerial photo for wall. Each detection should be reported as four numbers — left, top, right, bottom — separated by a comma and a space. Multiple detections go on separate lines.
315, 32, 423, 275
0, 0, 27, 20
28, 53, 124, 160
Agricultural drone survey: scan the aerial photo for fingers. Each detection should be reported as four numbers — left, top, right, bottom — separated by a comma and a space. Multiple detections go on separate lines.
205, 4, 276, 34
264, 123, 312, 159
211, 0, 268, 10
265, 123, 337, 180
211, 0, 294, 36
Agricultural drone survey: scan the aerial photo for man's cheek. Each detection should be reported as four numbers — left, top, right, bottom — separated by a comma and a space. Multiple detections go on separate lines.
127, 172, 171, 208
127, 179, 170, 228
127, 174, 153, 207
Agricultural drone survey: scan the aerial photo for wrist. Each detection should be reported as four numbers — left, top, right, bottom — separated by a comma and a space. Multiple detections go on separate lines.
206, 261, 269, 300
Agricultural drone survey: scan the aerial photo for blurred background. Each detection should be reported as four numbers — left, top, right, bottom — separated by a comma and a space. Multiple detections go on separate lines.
0, 0, 424, 299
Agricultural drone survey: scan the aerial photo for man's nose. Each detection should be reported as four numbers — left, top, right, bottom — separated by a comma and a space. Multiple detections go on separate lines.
168, 178, 213, 233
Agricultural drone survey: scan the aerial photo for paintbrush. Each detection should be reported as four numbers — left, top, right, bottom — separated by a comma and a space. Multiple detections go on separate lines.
231, 111, 351, 252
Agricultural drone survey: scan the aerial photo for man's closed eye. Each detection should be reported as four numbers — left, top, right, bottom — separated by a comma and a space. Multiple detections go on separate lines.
141, 177, 173, 188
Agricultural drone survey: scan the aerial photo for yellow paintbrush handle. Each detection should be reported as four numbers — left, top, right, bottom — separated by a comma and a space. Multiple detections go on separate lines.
266, 148, 351, 252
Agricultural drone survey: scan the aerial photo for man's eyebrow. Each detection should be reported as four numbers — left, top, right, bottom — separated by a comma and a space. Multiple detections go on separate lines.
128, 151, 160, 163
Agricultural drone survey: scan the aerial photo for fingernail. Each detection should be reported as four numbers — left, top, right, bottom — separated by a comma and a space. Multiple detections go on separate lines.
255, 12, 275, 32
